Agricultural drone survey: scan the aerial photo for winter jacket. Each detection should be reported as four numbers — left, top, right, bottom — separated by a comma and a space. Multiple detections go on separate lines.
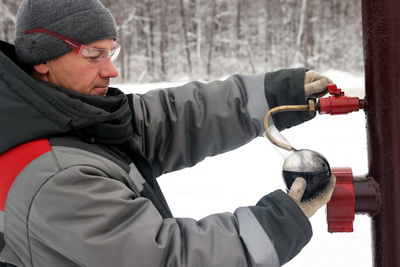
0, 40, 313, 267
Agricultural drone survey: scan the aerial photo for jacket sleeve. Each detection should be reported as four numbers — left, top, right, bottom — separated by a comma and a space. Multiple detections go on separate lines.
263, 68, 312, 131
129, 68, 311, 177
28, 163, 311, 267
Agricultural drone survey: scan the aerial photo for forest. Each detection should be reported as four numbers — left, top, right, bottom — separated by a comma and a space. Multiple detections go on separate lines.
1, 0, 363, 83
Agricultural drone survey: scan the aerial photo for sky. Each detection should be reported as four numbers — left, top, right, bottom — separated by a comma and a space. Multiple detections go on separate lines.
112, 69, 372, 266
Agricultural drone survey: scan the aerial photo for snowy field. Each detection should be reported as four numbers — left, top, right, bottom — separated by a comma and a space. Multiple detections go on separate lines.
112, 69, 372, 266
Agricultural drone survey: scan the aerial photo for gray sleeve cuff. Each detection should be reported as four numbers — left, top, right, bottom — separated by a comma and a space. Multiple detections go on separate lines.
235, 207, 280, 267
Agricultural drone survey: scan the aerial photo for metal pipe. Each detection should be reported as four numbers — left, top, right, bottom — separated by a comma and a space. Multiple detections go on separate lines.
263, 104, 310, 151
362, 0, 400, 265
353, 175, 381, 216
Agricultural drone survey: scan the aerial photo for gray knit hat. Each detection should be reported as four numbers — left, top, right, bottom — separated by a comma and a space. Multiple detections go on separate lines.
15, 0, 118, 65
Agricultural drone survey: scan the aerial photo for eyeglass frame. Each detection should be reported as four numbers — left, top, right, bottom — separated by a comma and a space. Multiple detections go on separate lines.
25, 28, 121, 66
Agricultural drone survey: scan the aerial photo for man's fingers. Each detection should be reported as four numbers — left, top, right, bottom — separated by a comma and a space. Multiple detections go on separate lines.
305, 70, 333, 84
288, 177, 307, 202
316, 175, 337, 203
304, 79, 329, 97
304, 70, 333, 97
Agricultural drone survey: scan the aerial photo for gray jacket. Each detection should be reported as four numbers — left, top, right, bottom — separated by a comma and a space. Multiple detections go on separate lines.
0, 41, 312, 267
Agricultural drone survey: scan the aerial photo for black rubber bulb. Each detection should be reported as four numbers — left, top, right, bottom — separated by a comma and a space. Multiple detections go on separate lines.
282, 149, 331, 202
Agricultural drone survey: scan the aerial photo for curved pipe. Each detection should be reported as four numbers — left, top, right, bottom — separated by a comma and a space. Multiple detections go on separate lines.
263, 104, 310, 151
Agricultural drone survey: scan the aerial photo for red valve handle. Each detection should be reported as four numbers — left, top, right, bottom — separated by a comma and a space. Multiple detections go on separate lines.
327, 84, 345, 97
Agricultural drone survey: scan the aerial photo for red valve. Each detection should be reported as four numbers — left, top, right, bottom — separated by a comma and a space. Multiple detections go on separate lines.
318, 84, 365, 115
326, 167, 355, 233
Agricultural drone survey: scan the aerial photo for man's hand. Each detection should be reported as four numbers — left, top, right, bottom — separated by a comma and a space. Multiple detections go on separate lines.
304, 70, 333, 98
288, 176, 336, 218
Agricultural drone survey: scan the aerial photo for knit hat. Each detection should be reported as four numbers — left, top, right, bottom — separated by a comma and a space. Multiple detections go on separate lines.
15, 0, 118, 65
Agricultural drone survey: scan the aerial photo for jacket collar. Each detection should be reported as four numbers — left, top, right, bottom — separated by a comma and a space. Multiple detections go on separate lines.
0, 42, 134, 153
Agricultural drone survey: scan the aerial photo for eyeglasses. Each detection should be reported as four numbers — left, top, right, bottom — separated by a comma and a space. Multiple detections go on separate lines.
25, 28, 120, 66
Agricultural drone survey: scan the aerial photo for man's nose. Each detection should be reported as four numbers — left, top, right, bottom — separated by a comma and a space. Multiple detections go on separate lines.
99, 58, 119, 78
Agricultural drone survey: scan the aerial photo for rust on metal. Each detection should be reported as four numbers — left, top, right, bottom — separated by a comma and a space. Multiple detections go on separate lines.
362, 0, 400, 265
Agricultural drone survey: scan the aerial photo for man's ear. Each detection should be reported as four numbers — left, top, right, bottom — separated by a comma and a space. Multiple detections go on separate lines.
33, 62, 49, 75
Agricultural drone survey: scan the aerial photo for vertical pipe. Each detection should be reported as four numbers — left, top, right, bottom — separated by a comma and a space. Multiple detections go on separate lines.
362, 0, 400, 266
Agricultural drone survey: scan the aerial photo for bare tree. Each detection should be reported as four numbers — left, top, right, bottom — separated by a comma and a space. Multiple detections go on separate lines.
206, 1, 217, 79
179, 0, 192, 75
1, 0, 364, 82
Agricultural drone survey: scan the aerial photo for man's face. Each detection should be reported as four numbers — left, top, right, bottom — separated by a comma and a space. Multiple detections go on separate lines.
33, 39, 119, 96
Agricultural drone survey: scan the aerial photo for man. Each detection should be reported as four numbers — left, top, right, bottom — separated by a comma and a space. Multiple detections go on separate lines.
0, 0, 335, 266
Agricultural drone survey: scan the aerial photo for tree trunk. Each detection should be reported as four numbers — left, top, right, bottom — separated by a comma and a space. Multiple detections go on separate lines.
179, 0, 192, 75
304, 0, 314, 68
159, 0, 168, 80
115, 0, 125, 82
206, 1, 217, 79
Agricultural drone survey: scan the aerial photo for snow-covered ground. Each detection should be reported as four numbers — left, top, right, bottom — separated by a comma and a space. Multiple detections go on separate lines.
112, 69, 372, 266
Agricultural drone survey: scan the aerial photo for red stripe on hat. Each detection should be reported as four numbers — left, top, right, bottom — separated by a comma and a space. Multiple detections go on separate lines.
0, 139, 51, 211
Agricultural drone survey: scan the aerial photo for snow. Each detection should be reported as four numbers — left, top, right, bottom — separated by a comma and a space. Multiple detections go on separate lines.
112, 69, 371, 266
